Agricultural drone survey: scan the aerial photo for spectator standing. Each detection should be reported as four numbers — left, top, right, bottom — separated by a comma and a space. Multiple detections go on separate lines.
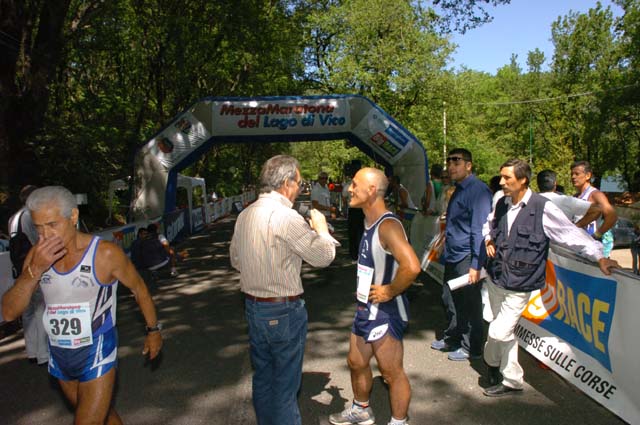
230, 155, 336, 425
342, 170, 365, 261
571, 161, 617, 257
147, 223, 178, 276
329, 167, 420, 425
435, 169, 453, 216
130, 227, 149, 270
536, 169, 602, 226
388, 175, 418, 237
312, 171, 336, 218
483, 159, 618, 397
631, 224, 640, 275
488, 176, 505, 210
431, 148, 492, 362
430, 164, 444, 204
7, 185, 48, 365
388, 175, 417, 216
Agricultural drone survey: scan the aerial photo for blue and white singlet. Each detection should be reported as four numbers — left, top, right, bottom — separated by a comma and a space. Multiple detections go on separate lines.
40, 236, 119, 381
354, 212, 409, 341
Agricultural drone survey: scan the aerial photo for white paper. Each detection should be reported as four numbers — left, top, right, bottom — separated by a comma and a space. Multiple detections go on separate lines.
447, 268, 488, 290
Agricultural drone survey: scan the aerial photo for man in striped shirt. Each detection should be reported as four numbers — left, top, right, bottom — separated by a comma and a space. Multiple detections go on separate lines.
230, 155, 336, 425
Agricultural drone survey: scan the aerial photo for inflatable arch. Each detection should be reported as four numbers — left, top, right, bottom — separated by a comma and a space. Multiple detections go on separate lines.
131, 95, 429, 220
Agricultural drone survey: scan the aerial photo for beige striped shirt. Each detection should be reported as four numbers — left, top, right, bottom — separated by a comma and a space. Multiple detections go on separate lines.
230, 191, 336, 297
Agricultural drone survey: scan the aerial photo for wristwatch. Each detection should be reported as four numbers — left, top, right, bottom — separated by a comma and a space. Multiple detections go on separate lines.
145, 323, 163, 334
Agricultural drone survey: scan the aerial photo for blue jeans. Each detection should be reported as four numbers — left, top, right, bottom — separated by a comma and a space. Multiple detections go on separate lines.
244, 298, 307, 425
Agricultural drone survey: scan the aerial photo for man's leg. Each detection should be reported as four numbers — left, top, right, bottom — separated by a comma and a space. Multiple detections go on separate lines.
348, 333, 375, 402
459, 282, 484, 356
329, 333, 376, 425
372, 334, 410, 421
271, 301, 307, 425
483, 280, 506, 382
58, 368, 122, 425
245, 300, 275, 425
245, 299, 307, 425
439, 257, 470, 348
484, 281, 530, 390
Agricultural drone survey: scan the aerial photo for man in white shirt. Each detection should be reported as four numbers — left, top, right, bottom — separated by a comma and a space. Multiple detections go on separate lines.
482, 159, 618, 397
536, 169, 601, 226
311, 172, 336, 218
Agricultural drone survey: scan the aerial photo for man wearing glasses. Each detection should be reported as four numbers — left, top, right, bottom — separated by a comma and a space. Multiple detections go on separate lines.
230, 155, 336, 425
312, 172, 337, 218
431, 148, 493, 362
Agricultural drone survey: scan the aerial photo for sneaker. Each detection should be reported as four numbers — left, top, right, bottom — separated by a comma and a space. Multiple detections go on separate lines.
447, 347, 482, 361
170, 268, 178, 277
329, 405, 375, 425
430, 338, 459, 352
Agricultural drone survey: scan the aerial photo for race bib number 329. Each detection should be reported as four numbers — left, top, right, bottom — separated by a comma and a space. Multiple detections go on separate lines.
43, 302, 93, 349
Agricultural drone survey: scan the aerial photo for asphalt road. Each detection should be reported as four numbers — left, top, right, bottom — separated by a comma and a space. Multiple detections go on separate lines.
0, 215, 627, 424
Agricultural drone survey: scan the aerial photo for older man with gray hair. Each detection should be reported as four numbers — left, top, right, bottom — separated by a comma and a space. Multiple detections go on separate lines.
2, 185, 162, 424
230, 155, 336, 425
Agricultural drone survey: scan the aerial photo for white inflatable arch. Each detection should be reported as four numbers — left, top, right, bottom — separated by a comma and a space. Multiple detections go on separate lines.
130, 95, 429, 219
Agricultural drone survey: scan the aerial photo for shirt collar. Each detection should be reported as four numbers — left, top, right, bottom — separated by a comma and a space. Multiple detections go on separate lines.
455, 173, 475, 189
506, 188, 532, 208
261, 191, 293, 208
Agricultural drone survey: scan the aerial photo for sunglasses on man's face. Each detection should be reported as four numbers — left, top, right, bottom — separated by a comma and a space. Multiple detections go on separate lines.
446, 156, 466, 163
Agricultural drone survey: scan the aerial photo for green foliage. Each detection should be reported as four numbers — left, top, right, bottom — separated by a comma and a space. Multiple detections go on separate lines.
290, 140, 375, 181
3, 0, 640, 229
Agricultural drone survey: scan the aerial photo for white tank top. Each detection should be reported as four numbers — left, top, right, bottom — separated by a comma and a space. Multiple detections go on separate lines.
577, 185, 598, 235
40, 236, 118, 337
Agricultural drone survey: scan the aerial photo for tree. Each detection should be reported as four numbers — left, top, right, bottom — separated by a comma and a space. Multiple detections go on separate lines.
0, 1, 76, 200
432, 0, 512, 34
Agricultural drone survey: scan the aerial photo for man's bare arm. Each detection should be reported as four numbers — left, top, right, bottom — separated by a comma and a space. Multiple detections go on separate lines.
575, 203, 602, 228
99, 241, 163, 359
591, 191, 617, 235
368, 219, 420, 303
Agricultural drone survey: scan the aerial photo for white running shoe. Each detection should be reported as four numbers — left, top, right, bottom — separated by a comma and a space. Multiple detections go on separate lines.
329, 405, 375, 425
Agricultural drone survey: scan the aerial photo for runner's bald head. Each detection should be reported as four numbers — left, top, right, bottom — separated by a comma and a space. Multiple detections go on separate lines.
358, 167, 388, 197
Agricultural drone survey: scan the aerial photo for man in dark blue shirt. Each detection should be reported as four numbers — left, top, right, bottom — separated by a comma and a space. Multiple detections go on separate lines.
431, 148, 492, 361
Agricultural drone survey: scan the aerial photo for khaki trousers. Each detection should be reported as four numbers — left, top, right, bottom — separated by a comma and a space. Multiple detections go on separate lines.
483, 279, 531, 389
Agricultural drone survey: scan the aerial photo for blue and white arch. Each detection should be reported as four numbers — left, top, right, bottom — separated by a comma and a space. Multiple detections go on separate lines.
130, 95, 429, 220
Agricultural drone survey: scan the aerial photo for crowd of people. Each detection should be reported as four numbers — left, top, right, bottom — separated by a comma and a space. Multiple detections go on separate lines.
228, 152, 622, 425
0, 150, 632, 425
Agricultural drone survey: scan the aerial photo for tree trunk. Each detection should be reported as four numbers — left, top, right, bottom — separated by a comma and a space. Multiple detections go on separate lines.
0, 1, 71, 200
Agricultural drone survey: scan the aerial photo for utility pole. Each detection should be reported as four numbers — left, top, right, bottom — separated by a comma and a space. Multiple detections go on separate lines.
529, 113, 533, 164
443, 101, 447, 169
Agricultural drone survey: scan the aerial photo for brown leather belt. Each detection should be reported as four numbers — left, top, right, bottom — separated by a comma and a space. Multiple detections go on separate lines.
244, 294, 301, 303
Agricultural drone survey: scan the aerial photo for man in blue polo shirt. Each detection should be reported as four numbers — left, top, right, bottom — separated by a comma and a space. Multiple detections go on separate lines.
431, 148, 492, 361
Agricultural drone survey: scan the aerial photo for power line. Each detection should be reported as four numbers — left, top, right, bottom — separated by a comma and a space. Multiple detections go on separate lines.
471, 83, 639, 106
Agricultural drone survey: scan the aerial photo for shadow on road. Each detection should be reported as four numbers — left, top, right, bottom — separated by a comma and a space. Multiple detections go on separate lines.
0, 215, 625, 425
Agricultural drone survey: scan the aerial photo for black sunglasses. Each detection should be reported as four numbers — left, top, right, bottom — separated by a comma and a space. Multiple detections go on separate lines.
446, 156, 466, 163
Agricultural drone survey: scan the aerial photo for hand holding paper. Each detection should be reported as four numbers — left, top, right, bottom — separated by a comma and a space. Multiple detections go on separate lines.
447, 268, 487, 291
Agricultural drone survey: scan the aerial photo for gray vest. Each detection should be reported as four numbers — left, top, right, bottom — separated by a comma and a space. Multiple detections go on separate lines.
487, 193, 549, 292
